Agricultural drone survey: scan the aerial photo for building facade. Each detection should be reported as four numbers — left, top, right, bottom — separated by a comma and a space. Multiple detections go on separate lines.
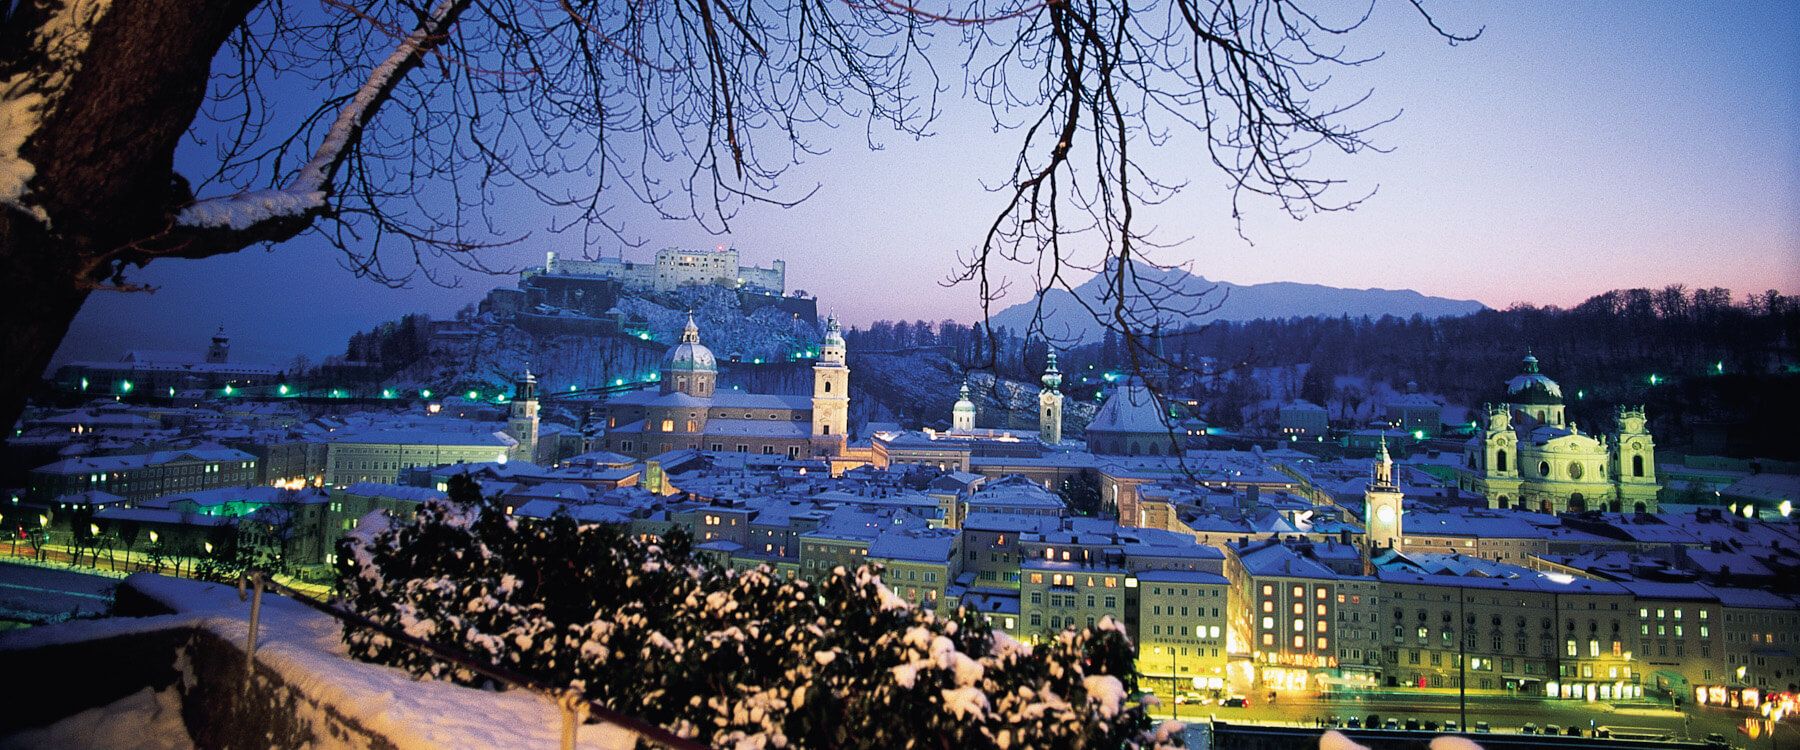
1461, 353, 1662, 514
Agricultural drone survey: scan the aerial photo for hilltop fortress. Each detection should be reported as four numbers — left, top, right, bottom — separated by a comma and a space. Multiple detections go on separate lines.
481, 247, 813, 338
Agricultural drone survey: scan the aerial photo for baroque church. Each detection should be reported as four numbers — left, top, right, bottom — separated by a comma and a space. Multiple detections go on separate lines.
1460, 353, 1660, 514
599, 314, 850, 460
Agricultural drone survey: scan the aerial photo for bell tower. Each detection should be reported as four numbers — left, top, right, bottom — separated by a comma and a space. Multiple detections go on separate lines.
1039, 351, 1064, 445
952, 380, 976, 432
1364, 435, 1404, 557
206, 325, 230, 364
1613, 405, 1659, 512
810, 315, 849, 453
508, 369, 540, 464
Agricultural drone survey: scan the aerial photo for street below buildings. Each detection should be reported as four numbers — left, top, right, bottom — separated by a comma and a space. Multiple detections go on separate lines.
0, 560, 116, 623
1153, 690, 1797, 748
0, 544, 332, 601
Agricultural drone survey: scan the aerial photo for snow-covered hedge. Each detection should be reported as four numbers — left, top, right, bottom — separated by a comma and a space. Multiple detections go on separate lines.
337, 477, 1181, 749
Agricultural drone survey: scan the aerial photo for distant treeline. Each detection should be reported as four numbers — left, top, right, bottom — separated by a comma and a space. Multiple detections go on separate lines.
853, 287, 1799, 457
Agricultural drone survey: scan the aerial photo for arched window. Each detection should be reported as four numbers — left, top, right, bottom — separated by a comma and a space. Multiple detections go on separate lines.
1149, 443, 1162, 456
1496, 450, 1508, 472
1539, 461, 1551, 478
824, 381, 832, 393
1568, 462, 1584, 480
1129, 441, 1140, 455
822, 425, 831, 435
1633, 501, 1647, 514
1568, 493, 1585, 512
1632, 455, 1645, 477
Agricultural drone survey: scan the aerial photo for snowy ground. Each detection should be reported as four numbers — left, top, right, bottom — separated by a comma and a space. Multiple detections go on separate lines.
0, 686, 192, 750
0, 574, 641, 750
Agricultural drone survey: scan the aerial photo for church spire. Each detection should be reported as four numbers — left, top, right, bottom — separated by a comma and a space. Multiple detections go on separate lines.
681, 312, 701, 344
1373, 433, 1395, 488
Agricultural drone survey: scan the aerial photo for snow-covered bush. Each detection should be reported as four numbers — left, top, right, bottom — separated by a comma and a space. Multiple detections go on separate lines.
337, 476, 1181, 748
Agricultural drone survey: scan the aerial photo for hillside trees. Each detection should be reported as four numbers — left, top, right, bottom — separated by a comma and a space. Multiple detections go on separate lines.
0, 0, 1474, 429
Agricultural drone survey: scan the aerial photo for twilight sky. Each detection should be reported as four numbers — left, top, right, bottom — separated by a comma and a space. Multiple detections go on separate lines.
58, 0, 1800, 367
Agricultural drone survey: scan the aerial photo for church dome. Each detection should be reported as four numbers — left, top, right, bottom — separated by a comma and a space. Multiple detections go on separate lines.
663, 315, 717, 374
1504, 352, 1562, 405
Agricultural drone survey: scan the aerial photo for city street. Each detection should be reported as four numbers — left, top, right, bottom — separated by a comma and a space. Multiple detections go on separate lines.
0, 544, 332, 600
1151, 691, 1798, 748
0, 560, 116, 623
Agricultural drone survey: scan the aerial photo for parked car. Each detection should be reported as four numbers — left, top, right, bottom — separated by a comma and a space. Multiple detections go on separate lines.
1345, 718, 1362, 729
1522, 723, 1538, 734
1565, 726, 1583, 737
1705, 733, 1730, 749
1474, 721, 1490, 733
1545, 724, 1562, 736
1404, 718, 1420, 731
1443, 720, 1458, 732
1423, 720, 1440, 731
1384, 718, 1400, 730
1221, 696, 1248, 708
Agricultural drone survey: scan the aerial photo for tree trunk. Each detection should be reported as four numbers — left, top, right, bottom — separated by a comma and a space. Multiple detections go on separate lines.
0, 0, 262, 429
0, 212, 89, 431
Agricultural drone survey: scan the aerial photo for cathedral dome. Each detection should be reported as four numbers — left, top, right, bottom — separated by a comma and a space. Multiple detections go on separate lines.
663, 315, 718, 374
1504, 352, 1562, 405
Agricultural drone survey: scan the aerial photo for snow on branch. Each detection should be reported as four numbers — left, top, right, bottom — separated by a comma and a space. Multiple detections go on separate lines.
176, 0, 465, 230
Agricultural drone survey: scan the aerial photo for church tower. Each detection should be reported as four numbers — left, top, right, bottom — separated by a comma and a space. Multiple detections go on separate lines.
952, 380, 976, 432
1364, 435, 1404, 556
1612, 405, 1659, 513
810, 315, 849, 453
206, 325, 230, 364
1039, 351, 1064, 445
507, 369, 540, 464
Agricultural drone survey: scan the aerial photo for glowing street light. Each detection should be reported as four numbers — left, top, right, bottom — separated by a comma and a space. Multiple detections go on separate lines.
421, 389, 433, 398
279, 384, 290, 395
119, 380, 134, 394
149, 530, 159, 544
382, 388, 395, 398
466, 390, 479, 400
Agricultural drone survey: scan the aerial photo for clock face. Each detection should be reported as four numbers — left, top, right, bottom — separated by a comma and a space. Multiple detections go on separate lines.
1376, 505, 1396, 525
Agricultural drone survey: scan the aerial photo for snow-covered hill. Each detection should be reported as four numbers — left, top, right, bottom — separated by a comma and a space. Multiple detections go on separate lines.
990, 259, 1486, 342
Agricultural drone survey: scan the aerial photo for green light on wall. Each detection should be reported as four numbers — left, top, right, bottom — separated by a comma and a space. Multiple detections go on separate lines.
613, 378, 624, 386
1715, 361, 1724, 374
1412, 430, 1425, 440
1648, 374, 1661, 386
421, 389, 433, 398
637, 332, 651, 340
119, 380, 134, 394
167, 387, 176, 397
331, 389, 345, 398
382, 389, 395, 398
569, 385, 578, 392
279, 384, 290, 395
79, 377, 89, 390
223, 384, 235, 396
467, 390, 479, 400
753, 358, 764, 364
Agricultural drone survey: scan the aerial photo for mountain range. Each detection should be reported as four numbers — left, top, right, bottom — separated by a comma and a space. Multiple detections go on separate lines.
987, 261, 1487, 342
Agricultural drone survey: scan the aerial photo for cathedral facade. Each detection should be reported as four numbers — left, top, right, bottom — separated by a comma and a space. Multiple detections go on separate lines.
1460, 353, 1660, 514
599, 315, 849, 460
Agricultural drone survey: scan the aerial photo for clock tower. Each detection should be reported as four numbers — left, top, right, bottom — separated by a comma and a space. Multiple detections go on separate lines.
1364, 435, 1404, 558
